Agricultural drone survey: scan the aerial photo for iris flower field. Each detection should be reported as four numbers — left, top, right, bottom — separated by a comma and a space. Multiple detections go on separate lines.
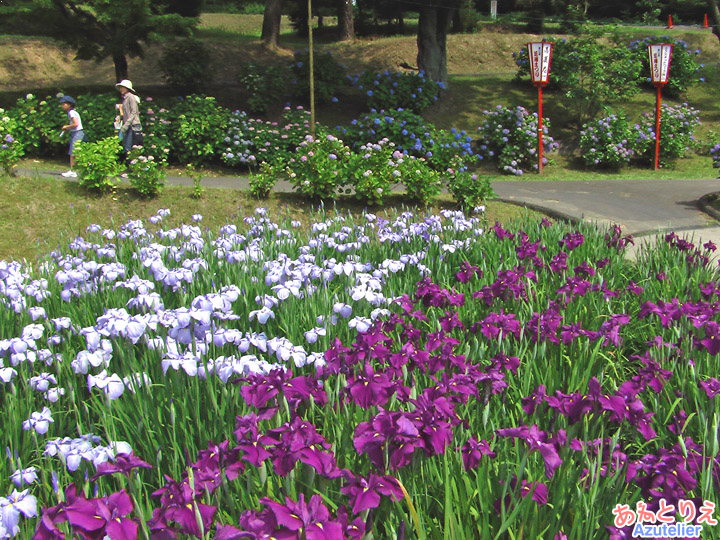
1, 206, 720, 539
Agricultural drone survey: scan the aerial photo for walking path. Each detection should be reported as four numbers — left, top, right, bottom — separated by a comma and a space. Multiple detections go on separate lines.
493, 177, 720, 260
22, 167, 720, 261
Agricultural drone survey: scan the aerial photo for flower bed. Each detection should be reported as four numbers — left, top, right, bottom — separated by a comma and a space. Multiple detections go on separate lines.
1, 208, 720, 539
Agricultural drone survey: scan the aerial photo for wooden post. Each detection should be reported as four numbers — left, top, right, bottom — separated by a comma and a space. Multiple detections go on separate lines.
308, 0, 316, 136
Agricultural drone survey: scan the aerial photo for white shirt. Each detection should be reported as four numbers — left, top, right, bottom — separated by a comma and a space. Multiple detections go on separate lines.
68, 110, 83, 132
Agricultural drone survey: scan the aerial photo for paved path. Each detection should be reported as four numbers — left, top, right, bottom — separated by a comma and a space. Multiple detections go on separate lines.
492, 177, 720, 261
492, 177, 720, 235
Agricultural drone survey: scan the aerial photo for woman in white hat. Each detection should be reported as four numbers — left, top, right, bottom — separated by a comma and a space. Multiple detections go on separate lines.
115, 79, 143, 157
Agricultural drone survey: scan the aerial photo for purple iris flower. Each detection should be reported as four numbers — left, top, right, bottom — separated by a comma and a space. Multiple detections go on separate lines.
261, 494, 345, 539
346, 363, 394, 409
45, 488, 139, 540
699, 377, 720, 398
697, 321, 720, 355
150, 477, 217, 538
354, 409, 426, 470
496, 425, 563, 478
559, 231, 585, 250
454, 261, 482, 284
341, 472, 404, 513
461, 436, 496, 470
92, 452, 152, 480
494, 477, 549, 513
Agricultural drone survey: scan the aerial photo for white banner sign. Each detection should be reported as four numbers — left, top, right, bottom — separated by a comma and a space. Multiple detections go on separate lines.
528, 42, 553, 85
648, 44, 673, 85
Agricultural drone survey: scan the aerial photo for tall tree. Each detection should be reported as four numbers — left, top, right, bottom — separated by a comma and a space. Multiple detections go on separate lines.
416, 4, 457, 84
337, 0, 355, 40
708, 0, 720, 42
261, 0, 284, 49
4, 0, 193, 82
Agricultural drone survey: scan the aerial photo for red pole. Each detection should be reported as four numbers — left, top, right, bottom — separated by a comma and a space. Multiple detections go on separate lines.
538, 85, 544, 173
704, 14, 709, 28
654, 85, 662, 170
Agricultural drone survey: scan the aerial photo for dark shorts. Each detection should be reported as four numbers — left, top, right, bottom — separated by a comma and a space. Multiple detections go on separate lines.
122, 128, 143, 153
68, 130, 87, 155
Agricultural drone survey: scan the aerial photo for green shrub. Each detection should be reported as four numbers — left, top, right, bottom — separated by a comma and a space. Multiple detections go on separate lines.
446, 161, 495, 209
73, 137, 124, 192
249, 162, 277, 199
74, 93, 117, 143
477, 105, 558, 175
0, 112, 24, 175
397, 156, 443, 206
7, 94, 64, 157
579, 112, 636, 168
127, 146, 167, 197
290, 50, 347, 105
160, 38, 215, 94
633, 102, 700, 166
171, 96, 230, 165
350, 71, 442, 113
238, 63, 291, 114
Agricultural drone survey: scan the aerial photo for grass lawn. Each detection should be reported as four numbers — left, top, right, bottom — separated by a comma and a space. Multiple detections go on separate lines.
0, 173, 541, 264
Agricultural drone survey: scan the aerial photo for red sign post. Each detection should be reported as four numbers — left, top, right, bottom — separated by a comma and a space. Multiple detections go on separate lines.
648, 44, 673, 170
527, 41, 553, 173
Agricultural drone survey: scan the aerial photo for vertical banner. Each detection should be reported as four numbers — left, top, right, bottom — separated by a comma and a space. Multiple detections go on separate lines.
647, 44, 673, 86
490, 0, 497, 19
528, 42, 553, 86
647, 44, 673, 170
527, 42, 553, 173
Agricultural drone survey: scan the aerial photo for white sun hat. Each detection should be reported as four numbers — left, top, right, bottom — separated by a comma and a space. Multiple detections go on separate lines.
115, 79, 136, 93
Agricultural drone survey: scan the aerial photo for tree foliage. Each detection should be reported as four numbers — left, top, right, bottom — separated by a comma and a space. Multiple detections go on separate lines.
1, 0, 195, 81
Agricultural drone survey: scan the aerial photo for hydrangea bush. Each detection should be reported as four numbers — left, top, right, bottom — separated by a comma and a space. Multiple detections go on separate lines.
284, 133, 352, 199
477, 105, 558, 175
579, 113, 635, 168
221, 107, 315, 170
338, 108, 475, 171
127, 146, 167, 197
0, 112, 24, 175
446, 157, 495, 209
7, 93, 65, 157
350, 70, 443, 113
633, 103, 701, 166
346, 139, 399, 205
711, 143, 720, 173
171, 96, 230, 165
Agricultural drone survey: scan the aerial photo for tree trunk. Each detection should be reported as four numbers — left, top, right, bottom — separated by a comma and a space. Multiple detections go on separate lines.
113, 52, 128, 82
337, 0, 354, 40
708, 0, 720, 43
261, 0, 283, 50
416, 6, 454, 84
